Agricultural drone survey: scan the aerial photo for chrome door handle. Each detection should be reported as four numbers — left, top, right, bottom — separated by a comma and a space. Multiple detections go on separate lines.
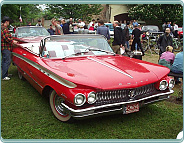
22, 54, 26, 56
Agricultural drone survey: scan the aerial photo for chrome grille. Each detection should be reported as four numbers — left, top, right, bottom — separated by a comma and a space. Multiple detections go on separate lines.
95, 83, 157, 106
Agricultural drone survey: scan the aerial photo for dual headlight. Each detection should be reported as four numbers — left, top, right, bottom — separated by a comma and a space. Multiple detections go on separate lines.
169, 79, 175, 89
74, 92, 96, 106
159, 79, 175, 90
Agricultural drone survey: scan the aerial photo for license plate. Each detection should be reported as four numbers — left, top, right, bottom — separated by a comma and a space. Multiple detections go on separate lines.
123, 102, 139, 114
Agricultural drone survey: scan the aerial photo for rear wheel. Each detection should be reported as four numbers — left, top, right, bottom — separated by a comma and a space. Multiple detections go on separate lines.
49, 90, 72, 122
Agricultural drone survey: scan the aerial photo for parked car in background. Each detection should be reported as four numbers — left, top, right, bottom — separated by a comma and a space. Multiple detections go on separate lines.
142, 25, 160, 32
178, 27, 183, 39
12, 34, 174, 122
12, 26, 50, 43
142, 25, 164, 38
104, 23, 114, 36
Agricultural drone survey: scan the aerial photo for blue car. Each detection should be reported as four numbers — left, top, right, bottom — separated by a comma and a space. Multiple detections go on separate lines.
104, 23, 114, 36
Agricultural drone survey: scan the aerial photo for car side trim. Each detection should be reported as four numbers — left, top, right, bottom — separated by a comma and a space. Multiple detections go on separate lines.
61, 90, 174, 113
17, 65, 43, 89
87, 57, 133, 79
12, 52, 77, 89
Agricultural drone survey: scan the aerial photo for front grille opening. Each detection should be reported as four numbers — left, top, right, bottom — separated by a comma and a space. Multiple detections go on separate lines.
95, 83, 158, 106
94, 105, 122, 113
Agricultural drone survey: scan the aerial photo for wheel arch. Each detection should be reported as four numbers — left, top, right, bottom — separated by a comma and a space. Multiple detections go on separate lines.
42, 85, 55, 97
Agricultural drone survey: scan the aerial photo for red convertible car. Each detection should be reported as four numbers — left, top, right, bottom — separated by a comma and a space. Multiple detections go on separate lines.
12, 35, 175, 122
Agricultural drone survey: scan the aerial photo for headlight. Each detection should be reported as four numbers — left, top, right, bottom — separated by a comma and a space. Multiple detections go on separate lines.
74, 93, 86, 106
159, 80, 168, 90
169, 79, 175, 89
87, 92, 96, 104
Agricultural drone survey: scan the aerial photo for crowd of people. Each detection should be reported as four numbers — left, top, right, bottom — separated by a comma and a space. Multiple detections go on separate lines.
45, 18, 145, 56
159, 45, 183, 84
162, 21, 179, 38
1, 15, 183, 83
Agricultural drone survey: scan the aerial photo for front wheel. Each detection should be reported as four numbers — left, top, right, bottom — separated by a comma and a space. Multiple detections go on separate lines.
49, 90, 72, 122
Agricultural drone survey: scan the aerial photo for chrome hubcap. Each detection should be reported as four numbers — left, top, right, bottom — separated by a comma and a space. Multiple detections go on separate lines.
54, 94, 68, 116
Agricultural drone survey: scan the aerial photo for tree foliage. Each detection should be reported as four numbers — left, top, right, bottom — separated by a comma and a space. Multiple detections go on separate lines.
128, 4, 183, 26
1, 4, 42, 26
45, 4, 103, 22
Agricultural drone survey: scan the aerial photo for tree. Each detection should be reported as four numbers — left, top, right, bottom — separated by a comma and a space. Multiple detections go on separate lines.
128, 4, 183, 26
1, 4, 41, 26
45, 4, 103, 22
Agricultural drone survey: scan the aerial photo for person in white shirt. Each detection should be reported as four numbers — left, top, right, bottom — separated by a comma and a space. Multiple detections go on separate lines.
77, 19, 85, 34
36, 20, 42, 27
94, 18, 100, 30
173, 22, 179, 38
89, 19, 95, 27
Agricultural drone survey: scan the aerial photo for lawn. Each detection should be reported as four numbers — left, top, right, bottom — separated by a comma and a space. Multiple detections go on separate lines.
1, 52, 183, 139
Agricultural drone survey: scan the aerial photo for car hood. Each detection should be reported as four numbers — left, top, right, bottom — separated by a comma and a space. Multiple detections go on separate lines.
42, 55, 170, 90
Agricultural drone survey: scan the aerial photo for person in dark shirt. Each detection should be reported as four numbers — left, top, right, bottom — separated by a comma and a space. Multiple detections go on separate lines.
112, 21, 125, 54
97, 20, 110, 40
47, 24, 55, 35
157, 28, 173, 56
61, 19, 70, 34
131, 25, 144, 56
124, 22, 130, 49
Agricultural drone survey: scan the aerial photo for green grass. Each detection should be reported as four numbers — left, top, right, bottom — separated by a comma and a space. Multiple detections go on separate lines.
1, 55, 183, 139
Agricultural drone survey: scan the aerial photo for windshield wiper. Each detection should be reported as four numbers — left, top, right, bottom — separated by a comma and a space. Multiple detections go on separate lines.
85, 47, 115, 55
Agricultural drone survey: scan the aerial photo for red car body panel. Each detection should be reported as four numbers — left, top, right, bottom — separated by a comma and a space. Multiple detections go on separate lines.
42, 55, 169, 90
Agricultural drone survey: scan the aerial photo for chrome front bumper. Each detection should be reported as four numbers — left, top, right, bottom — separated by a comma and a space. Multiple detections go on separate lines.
61, 90, 174, 118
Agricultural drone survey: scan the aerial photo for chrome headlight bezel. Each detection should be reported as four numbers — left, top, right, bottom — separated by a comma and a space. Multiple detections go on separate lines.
74, 93, 86, 106
87, 92, 96, 104
159, 80, 168, 90
169, 79, 175, 89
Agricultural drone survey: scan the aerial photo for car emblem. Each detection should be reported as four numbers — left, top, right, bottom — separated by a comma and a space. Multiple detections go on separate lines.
128, 90, 135, 99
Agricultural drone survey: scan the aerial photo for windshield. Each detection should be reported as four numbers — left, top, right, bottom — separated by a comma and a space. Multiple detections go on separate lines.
16, 27, 50, 38
41, 35, 114, 59
142, 26, 159, 32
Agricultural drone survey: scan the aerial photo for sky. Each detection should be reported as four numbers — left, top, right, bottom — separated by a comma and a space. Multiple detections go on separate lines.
37, 4, 48, 11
